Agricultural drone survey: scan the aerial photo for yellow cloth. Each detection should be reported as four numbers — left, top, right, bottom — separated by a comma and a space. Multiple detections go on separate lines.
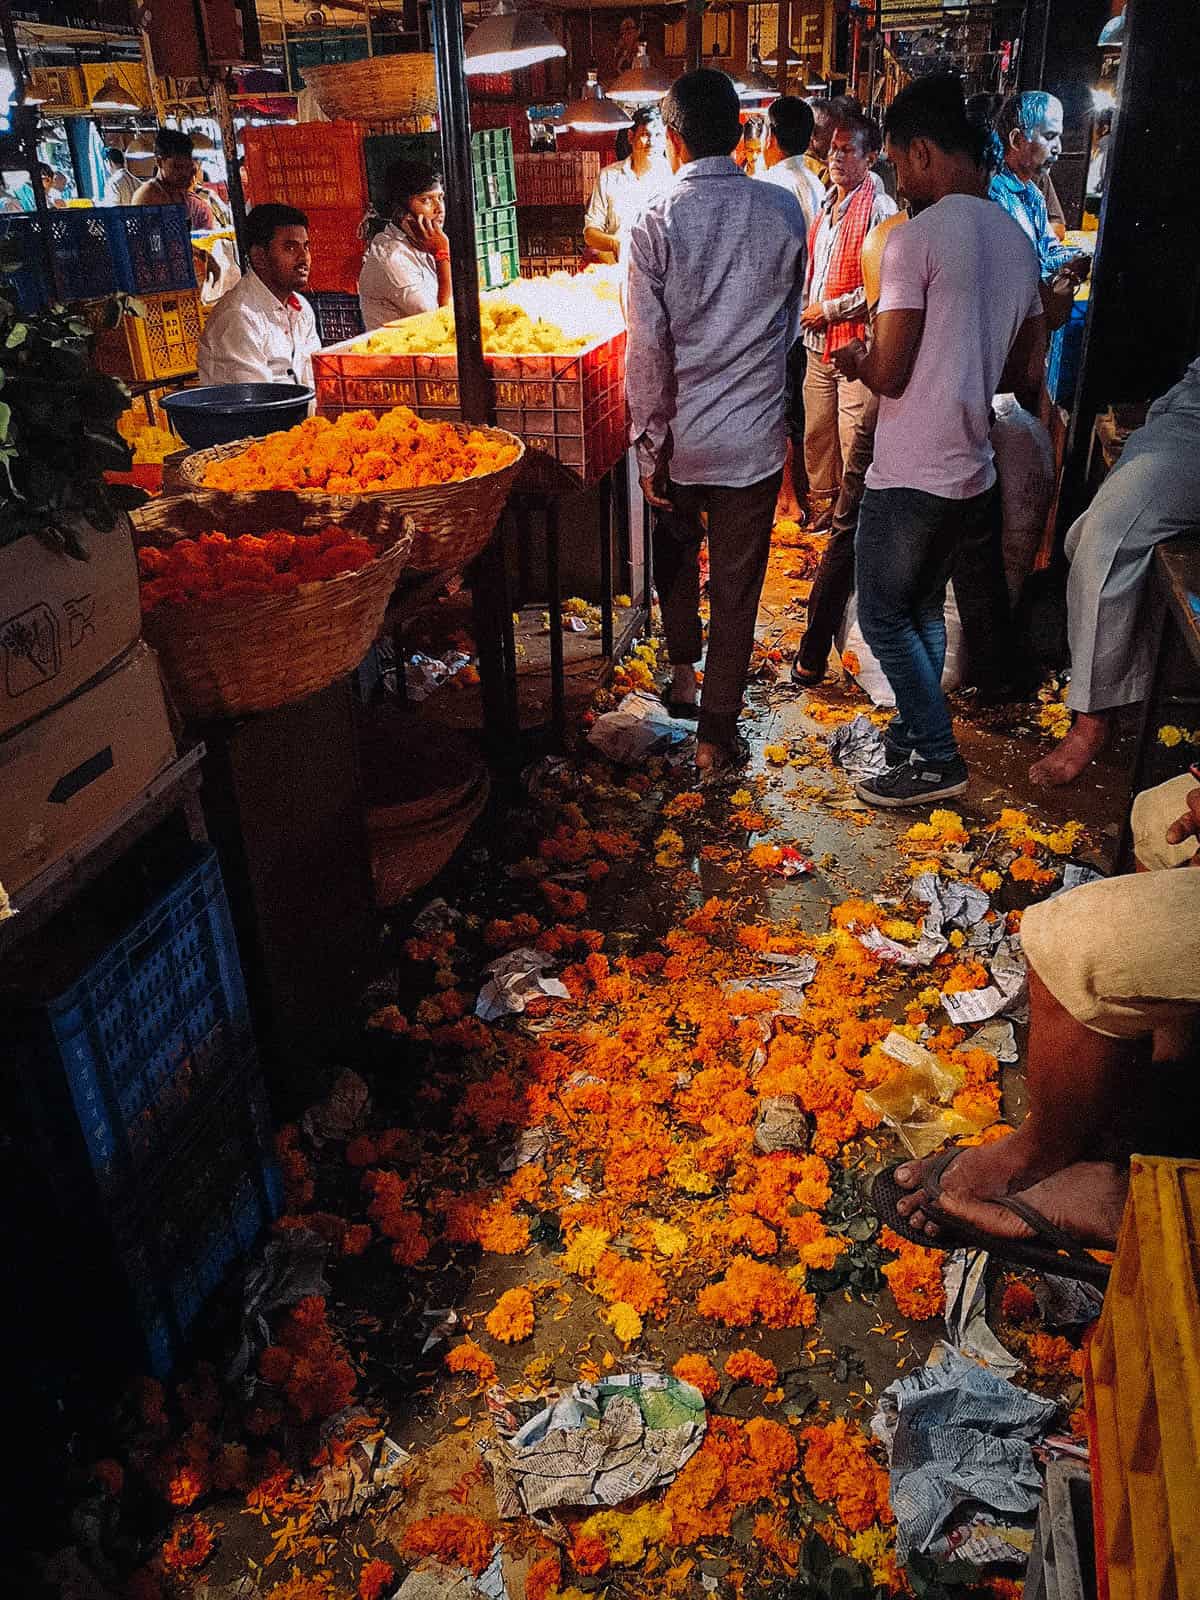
1021, 775, 1200, 1039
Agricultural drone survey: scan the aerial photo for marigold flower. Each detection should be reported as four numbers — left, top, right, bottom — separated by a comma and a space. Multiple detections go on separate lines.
486, 1287, 535, 1343
445, 1338, 497, 1389
91, 1458, 124, 1496
672, 1353, 720, 1399
799, 1419, 893, 1532
593, 1251, 667, 1316
401, 1514, 494, 1575
571, 1532, 612, 1575
725, 1349, 778, 1386
475, 1202, 532, 1255
161, 1516, 216, 1573
1001, 1280, 1039, 1322
603, 1301, 643, 1342
697, 1257, 817, 1328
358, 1560, 396, 1600
881, 1239, 946, 1322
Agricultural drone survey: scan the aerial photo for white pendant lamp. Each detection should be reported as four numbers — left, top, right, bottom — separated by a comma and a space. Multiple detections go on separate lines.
188, 125, 217, 152
738, 49, 777, 103
761, 41, 803, 69
125, 130, 158, 155
609, 42, 672, 106
464, 0, 565, 75
91, 71, 140, 110
1098, 9, 1124, 47
564, 70, 633, 132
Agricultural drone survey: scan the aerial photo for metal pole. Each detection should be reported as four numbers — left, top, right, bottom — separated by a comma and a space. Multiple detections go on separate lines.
429, 0, 490, 425
685, 0, 703, 72
776, 0, 791, 93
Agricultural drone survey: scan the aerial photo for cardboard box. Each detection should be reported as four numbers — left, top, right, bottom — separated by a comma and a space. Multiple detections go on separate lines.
0, 642, 176, 896
0, 524, 142, 740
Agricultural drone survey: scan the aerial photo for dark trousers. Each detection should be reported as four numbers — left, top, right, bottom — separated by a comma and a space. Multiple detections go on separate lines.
653, 469, 783, 748
796, 393, 878, 676
855, 482, 1002, 766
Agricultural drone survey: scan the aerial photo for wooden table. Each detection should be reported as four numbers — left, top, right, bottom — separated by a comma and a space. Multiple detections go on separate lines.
1119, 532, 1200, 866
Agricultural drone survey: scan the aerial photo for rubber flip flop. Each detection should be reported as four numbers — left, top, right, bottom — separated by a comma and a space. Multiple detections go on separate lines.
871, 1160, 1111, 1288
661, 694, 700, 721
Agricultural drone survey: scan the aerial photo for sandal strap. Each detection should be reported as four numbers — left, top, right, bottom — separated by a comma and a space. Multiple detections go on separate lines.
986, 1192, 1101, 1265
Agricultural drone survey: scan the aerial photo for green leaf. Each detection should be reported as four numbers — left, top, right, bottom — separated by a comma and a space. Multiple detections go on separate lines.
5, 324, 27, 349
0, 400, 9, 442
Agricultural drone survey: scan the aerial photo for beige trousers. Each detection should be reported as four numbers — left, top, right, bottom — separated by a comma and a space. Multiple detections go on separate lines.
802, 353, 872, 502
1021, 776, 1200, 1039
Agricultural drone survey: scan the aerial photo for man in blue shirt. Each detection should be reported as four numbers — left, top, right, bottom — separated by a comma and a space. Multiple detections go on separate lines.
626, 68, 808, 776
989, 92, 1089, 324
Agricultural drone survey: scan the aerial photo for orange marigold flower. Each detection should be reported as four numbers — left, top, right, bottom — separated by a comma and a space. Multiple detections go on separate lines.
571, 1533, 612, 1576
475, 1202, 532, 1255
672, 1353, 720, 1399
1001, 1280, 1039, 1322
486, 1287, 535, 1343
161, 1516, 216, 1574
358, 1559, 396, 1600
259, 1345, 294, 1386
881, 1241, 946, 1322
1024, 1332, 1080, 1377
725, 1349, 778, 1387
401, 1514, 493, 1575
445, 1339, 497, 1390
593, 1251, 668, 1316
527, 1554, 562, 1600
698, 1257, 817, 1329
91, 1458, 124, 1496
800, 1419, 893, 1532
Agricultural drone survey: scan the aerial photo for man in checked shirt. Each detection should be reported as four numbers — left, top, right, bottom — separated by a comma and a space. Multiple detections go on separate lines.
625, 68, 809, 777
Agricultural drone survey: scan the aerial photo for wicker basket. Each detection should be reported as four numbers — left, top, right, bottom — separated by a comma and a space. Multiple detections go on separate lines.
304, 56, 437, 121
130, 496, 416, 719
177, 424, 524, 577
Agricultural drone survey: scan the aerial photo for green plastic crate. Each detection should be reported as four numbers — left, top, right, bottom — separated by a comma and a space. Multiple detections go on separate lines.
475, 204, 519, 289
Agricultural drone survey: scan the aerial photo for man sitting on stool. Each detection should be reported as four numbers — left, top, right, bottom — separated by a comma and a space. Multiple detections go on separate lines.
198, 203, 321, 391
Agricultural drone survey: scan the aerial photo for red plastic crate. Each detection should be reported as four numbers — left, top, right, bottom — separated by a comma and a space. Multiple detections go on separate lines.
468, 60, 547, 101
514, 151, 601, 207
304, 207, 367, 295
243, 121, 366, 212
469, 100, 532, 153
519, 255, 585, 278
312, 330, 627, 486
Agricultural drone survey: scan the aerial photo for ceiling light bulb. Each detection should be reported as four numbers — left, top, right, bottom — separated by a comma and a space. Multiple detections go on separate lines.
465, 0, 565, 75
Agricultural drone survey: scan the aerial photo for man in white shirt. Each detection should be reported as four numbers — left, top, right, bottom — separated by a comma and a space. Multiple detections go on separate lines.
197, 203, 321, 390
358, 161, 452, 331
584, 107, 670, 264
102, 147, 138, 207
831, 74, 1044, 808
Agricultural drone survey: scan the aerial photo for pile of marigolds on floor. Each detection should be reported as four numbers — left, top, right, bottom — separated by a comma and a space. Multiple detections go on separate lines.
64, 645, 1098, 1600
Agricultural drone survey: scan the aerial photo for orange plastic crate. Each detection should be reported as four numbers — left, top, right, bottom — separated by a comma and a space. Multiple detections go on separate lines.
514, 151, 601, 207
312, 330, 626, 486
243, 122, 366, 212
1085, 1156, 1200, 1600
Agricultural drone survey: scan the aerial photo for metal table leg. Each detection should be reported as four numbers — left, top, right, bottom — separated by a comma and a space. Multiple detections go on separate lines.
546, 499, 565, 747
470, 531, 519, 756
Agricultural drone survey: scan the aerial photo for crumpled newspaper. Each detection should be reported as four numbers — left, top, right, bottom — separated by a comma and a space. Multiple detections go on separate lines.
413, 897, 466, 934
871, 1344, 1057, 1561
940, 938, 1027, 1026
397, 1547, 506, 1600
308, 1408, 411, 1531
724, 952, 818, 1018
476, 949, 569, 1021
754, 1095, 809, 1153
943, 1250, 1021, 1379
500, 1126, 551, 1173
587, 692, 693, 764
481, 1373, 706, 1517
825, 714, 890, 779
302, 1068, 371, 1147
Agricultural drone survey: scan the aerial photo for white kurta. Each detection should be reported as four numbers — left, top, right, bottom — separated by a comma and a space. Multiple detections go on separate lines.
761, 154, 827, 232
358, 223, 440, 331
584, 157, 672, 256
196, 269, 321, 390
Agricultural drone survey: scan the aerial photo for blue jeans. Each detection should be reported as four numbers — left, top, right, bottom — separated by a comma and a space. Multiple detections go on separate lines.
855, 482, 1002, 767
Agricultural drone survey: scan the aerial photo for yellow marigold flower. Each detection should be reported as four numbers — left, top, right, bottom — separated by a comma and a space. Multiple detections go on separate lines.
603, 1302, 643, 1343
979, 870, 1002, 892
763, 743, 789, 765
651, 1222, 689, 1258
562, 1227, 611, 1277
729, 788, 753, 808
1157, 724, 1184, 747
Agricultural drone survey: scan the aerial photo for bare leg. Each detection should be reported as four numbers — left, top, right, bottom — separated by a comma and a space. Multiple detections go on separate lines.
898, 968, 1134, 1236
937, 1161, 1128, 1249
775, 440, 802, 523
1029, 710, 1112, 786
671, 663, 698, 708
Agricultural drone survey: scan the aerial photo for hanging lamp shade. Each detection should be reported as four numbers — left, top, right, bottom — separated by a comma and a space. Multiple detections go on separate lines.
464, 0, 565, 75
761, 41, 803, 69
188, 126, 217, 152
564, 70, 633, 132
738, 51, 777, 103
91, 71, 140, 110
125, 130, 158, 155
609, 42, 672, 106
1097, 9, 1124, 46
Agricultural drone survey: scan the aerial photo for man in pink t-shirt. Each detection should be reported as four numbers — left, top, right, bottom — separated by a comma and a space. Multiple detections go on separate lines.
830, 75, 1044, 808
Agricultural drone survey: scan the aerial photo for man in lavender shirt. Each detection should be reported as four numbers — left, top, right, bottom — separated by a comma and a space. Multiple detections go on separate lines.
626, 68, 808, 776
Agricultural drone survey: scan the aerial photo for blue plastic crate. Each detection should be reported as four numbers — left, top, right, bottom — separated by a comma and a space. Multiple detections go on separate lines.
111, 1067, 281, 1376
0, 214, 50, 312
102, 204, 196, 295
48, 209, 118, 301
16, 845, 255, 1193
304, 289, 365, 346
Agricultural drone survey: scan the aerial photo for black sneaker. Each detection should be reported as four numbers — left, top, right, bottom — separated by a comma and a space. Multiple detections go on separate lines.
882, 730, 915, 767
856, 755, 968, 808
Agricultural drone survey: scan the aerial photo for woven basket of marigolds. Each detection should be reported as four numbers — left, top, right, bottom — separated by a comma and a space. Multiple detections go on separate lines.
131, 494, 415, 718
178, 407, 525, 577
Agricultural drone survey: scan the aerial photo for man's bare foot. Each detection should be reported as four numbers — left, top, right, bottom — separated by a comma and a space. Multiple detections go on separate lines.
1029, 712, 1110, 786
775, 495, 803, 524
696, 739, 720, 773
894, 1133, 1056, 1237
937, 1161, 1128, 1251
670, 664, 698, 709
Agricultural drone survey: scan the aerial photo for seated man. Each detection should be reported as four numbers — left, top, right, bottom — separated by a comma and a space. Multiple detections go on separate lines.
198, 203, 320, 391
883, 772, 1200, 1271
1030, 357, 1200, 785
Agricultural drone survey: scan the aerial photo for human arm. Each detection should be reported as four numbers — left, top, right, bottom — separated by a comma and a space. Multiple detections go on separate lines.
1166, 785, 1200, 865
584, 175, 621, 260
403, 216, 453, 308
197, 306, 272, 387
831, 308, 924, 398
624, 218, 676, 507
999, 313, 1047, 414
